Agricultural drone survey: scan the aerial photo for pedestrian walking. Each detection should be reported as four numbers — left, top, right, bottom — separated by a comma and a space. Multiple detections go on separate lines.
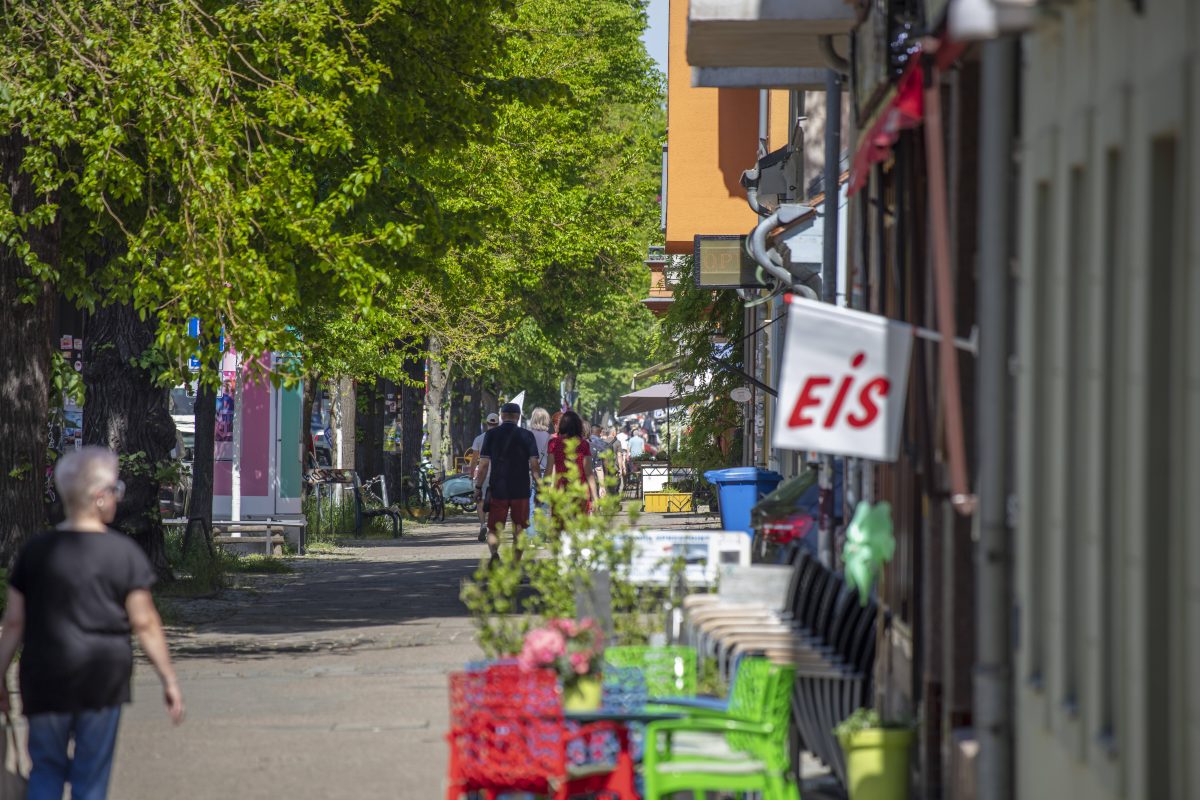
0, 447, 184, 800
474, 403, 542, 564
627, 426, 646, 458
608, 427, 628, 493
527, 408, 554, 534
467, 412, 500, 542
547, 410, 600, 514
587, 422, 611, 498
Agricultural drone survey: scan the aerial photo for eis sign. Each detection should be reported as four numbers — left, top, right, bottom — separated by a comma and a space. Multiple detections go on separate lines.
773, 297, 913, 461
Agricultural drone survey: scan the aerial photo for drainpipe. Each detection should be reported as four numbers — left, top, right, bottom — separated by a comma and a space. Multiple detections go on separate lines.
817, 67, 842, 568
974, 35, 1016, 800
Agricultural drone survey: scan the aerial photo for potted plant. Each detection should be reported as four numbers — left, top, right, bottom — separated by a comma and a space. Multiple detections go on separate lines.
833, 708, 914, 800
518, 618, 606, 711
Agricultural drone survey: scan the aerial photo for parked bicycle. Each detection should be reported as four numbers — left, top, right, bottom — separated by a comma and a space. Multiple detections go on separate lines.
402, 459, 445, 522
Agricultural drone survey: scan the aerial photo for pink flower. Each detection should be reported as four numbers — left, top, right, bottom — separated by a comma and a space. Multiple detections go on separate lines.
570, 651, 591, 675
519, 627, 566, 670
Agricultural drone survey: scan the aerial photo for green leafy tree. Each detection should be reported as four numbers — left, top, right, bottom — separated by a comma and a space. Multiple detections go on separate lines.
0, 0, 523, 563
428, 0, 665, 408
658, 257, 745, 477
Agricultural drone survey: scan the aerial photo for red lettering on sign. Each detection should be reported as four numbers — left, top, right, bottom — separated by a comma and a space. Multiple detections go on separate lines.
787, 377, 831, 428
847, 378, 890, 428
788, 352, 890, 431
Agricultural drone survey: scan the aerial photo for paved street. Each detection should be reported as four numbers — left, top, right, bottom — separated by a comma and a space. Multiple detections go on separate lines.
110, 519, 486, 799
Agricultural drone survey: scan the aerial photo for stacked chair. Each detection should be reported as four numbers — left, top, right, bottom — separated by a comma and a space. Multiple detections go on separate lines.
678, 546, 880, 786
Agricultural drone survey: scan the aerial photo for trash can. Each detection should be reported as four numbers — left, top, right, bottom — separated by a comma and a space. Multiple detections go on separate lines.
703, 467, 784, 535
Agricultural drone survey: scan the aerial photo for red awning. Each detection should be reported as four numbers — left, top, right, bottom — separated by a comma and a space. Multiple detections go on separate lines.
849, 62, 925, 195
848, 39, 969, 196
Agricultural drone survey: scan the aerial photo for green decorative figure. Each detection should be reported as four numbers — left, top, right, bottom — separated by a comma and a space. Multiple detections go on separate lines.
842, 501, 895, 606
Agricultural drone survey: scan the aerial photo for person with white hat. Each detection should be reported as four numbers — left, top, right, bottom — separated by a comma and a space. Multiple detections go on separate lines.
466, 412, 500, 541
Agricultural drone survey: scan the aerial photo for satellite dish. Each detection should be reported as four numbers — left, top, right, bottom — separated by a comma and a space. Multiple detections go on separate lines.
730, 387, 753, 403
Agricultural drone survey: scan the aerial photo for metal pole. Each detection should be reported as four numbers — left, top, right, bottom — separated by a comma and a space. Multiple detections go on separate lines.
974, 35, 1016, 800
817, 69, 843, 567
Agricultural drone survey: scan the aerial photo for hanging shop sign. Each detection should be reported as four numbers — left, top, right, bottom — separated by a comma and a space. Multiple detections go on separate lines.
694, 235, 767, 289
773, 297, 912, 461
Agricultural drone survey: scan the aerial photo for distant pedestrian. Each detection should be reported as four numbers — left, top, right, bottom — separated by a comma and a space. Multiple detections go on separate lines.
528, 408, 553, 478
467, 412, 500, 542
587, 422, 611, 498
0, 447, 184, 800
547, 410, 600, 514
475, 403, 542, 564
527, 408, 554, 527
627, 427, 646, 458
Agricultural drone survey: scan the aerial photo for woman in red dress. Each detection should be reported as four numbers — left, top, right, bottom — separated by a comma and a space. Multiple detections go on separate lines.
546, 410, 599, 513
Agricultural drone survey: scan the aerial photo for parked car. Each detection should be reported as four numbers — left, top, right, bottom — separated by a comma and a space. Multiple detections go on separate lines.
750, 463, 843, 563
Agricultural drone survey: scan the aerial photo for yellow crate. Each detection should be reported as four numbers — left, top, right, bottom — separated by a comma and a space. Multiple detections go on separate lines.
643, 492, 694, 513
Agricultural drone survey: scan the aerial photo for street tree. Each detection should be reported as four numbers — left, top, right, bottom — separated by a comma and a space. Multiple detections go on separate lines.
0, 0, 523, 566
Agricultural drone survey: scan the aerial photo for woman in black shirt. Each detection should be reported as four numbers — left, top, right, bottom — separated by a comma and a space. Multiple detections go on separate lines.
0, 447, 184, 800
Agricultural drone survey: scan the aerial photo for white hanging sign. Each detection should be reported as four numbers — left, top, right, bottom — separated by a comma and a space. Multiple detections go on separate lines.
773, 297, 913, 461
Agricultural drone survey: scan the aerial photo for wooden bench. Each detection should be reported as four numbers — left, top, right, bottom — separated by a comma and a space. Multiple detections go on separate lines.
211, 523, 288, 556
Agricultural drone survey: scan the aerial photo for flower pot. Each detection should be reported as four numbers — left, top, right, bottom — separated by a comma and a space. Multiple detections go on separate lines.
838, 727, 913, 800
562, 675, 603, 711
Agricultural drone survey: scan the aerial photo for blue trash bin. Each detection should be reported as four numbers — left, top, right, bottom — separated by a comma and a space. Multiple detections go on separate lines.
703, 467, 784, 535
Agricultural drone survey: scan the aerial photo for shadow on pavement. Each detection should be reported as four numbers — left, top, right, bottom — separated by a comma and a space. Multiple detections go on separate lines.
175, 552, 483, 642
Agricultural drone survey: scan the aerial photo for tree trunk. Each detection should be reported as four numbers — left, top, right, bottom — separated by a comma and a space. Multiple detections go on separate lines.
186, 367, 217, 554
0, 133, 57, 566
449, 372, 481, 467
82, 302, 177, 580
300, 372, 319, 491
330, 376, 355, 469
355, 379, 385, 480
425, 339, 449, 473
399, 346, 426, 484
481, 383, 499, 420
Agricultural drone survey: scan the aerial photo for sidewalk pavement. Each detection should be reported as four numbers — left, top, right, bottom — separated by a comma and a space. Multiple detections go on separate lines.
105, 505, 842, 798
110, 520, 486, 800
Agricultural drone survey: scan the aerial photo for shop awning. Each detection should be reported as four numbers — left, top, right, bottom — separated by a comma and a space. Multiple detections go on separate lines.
618, 383, 675, 416
848, 62, 925, 195
848, 40, 969, 196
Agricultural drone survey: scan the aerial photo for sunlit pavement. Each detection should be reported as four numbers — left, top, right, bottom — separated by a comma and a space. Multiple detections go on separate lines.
111, 519, 485, 800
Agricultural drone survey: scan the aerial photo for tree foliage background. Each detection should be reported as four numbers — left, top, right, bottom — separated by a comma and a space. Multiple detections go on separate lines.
0, 0, 665, 562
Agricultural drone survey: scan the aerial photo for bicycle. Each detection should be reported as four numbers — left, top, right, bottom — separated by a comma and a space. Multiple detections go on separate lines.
402, 459, 445, 522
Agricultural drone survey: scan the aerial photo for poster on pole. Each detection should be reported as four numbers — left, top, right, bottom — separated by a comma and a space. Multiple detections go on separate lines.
773, 297, 912, 461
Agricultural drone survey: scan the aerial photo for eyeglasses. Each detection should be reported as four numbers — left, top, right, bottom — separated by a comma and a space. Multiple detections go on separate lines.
107, 480, 126, 501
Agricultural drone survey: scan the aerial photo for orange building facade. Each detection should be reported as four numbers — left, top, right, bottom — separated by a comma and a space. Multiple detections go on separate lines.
663, 0, 790, 255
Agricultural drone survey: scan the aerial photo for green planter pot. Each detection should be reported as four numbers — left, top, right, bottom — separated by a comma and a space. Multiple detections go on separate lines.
562, 675, 603, 711
838, 727, 913, 800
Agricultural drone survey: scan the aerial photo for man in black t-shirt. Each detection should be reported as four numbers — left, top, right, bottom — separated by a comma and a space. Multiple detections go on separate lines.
475, 402, 542, 564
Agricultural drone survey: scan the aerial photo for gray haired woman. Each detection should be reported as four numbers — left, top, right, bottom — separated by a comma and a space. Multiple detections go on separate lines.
0, 446, 183, 800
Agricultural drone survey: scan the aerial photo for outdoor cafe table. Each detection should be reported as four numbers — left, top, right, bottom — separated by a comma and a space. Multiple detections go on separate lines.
563, 708, 685, 796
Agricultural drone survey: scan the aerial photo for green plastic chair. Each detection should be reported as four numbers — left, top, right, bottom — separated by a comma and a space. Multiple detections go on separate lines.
604, 645, 698, 698
642, 657, 799, 800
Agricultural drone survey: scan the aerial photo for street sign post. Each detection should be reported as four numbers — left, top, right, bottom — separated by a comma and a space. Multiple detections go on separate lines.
773, 297, 913, 461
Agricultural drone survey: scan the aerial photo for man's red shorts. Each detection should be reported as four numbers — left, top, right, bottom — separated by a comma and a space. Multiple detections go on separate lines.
487, 497, 530, 533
